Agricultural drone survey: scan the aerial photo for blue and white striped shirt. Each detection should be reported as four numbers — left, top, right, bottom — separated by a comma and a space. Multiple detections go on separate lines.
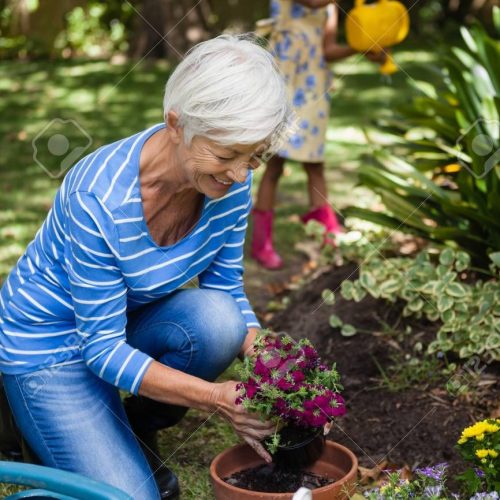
0, 123, 260, 395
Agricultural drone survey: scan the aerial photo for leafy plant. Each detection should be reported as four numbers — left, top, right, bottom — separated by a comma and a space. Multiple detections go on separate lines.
236, 331, 345, 453
336, 248, 500, 360
363, 463, 453, 499
345, 10, 500, 268
457, 418, 500, 495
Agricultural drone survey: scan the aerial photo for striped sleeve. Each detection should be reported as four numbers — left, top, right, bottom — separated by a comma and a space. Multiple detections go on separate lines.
198, 187, 261, 329
66, 191, 153, 395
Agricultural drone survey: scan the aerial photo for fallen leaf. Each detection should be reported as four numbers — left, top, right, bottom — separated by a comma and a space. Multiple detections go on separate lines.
358, 460, 388, 485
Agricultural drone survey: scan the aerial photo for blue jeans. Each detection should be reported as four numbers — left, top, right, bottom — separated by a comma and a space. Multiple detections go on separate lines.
2, 289, 247, 499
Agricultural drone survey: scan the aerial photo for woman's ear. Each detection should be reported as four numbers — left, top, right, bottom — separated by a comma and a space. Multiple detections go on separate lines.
166, 110, 182, 144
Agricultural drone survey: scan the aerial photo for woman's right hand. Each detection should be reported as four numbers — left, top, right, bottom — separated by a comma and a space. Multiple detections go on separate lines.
210, 381, 275, 463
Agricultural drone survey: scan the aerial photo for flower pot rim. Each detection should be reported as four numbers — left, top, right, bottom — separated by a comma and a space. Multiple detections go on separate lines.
210, 440, 358, 498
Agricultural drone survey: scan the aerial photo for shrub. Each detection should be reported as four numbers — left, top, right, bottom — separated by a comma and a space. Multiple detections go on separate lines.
345, 10, 500, 269
331, 248, 500, 360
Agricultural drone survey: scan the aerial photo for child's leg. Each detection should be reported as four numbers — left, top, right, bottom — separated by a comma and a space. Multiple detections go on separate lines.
254, 155, 285, 211
251, 155, 285, 269
303, 161, 328, 209
302, 161, 342, 235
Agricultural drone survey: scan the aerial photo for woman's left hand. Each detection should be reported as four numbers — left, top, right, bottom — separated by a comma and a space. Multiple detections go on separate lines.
211, 381, 276, 462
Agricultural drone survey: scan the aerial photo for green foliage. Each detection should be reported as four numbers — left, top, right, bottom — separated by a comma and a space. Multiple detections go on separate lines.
364, 464, 452, 499
55, 3, 130, 58
345, 10, 500, 268
338, 248, 500, 361
371, 352, 454, 392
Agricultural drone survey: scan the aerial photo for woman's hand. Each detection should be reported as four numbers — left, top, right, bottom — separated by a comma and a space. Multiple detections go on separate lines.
210, 381, 275, 462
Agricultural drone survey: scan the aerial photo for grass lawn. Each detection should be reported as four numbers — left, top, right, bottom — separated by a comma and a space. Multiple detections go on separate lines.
0, 38, 442, 497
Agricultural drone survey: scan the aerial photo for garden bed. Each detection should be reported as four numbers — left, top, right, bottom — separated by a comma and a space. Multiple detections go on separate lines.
268, 262, 500, 486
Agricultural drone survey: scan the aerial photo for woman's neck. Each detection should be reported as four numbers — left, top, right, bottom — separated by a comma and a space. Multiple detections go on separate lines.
140, 128, 195, 198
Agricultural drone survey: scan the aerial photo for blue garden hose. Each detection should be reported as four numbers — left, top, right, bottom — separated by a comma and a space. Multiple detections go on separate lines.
0, 461, 130, 500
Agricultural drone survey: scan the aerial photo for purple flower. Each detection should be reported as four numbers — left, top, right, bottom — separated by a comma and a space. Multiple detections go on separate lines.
254, 358, 271, 378
276, 378, 294, 391
423, 486, 443, 497
474, 467, 486, 478
415, 463, 447, 482
470, 493, 499, 500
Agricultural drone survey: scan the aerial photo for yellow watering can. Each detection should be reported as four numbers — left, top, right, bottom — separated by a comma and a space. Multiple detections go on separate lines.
345, 0, 410, 75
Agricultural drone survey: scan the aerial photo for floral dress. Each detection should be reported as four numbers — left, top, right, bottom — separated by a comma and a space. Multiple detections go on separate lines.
269, 0, 332, 163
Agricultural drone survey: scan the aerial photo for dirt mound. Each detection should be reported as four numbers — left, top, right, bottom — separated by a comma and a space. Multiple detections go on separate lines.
269, 264, 500, 485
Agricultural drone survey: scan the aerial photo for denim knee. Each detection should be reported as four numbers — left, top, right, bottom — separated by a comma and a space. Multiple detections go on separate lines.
188, 289, 247, 375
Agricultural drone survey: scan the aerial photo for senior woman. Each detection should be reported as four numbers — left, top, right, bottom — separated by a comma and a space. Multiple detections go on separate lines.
0, 35, 290, 499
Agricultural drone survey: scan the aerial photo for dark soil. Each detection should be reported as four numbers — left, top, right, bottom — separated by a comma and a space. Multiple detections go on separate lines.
224, 463, 334, 493
268, 263, 500, 488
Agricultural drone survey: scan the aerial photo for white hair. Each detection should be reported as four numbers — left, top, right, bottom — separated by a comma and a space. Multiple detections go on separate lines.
163, 34, 292, 148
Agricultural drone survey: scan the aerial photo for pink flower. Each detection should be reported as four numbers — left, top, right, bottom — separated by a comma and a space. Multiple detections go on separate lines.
276, 378, 294, 391
254, 358, 271, 378
243, 377, 259, 399
291, 371, 305, 383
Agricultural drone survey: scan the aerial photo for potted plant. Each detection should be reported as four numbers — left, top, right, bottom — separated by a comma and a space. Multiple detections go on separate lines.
210, 332, 358, 499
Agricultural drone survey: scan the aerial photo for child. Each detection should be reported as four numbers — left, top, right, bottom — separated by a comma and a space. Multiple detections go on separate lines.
251, 1, 385, 269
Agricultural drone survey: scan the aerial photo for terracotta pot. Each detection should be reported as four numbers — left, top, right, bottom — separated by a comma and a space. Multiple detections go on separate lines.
210, 441, 358, 500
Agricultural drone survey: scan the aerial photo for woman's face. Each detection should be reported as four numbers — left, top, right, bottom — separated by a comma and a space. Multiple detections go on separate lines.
179, 135, 267, 199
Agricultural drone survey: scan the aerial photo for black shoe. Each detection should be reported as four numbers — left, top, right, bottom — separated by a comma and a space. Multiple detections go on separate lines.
137, 430, 180, 499
123, 396, 183, 499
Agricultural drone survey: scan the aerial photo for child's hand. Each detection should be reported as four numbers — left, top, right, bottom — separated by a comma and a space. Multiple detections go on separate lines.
364, 50, 388, 65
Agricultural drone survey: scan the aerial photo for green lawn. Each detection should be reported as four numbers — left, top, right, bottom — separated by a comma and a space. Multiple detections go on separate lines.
0, 38, 441, 498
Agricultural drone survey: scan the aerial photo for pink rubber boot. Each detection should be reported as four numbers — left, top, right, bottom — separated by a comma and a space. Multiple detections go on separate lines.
251, 209, 283, 270
301, 203, 342, 244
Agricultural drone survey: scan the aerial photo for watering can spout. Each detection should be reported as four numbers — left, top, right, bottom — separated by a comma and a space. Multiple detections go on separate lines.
380, 51, 398, 75
345, 0, 410, 74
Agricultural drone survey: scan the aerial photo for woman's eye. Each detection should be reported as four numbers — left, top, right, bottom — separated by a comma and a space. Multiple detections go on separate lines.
216, 155, 234, 162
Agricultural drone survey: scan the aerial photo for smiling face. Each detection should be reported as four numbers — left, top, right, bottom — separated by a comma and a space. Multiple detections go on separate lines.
181, 135, 268, 198
166, 111, 269, 199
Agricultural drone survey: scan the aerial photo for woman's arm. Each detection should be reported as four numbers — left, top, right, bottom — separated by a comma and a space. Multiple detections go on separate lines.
139, 359, 274, 461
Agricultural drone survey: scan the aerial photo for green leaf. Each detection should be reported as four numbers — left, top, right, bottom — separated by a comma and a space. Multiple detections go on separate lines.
407, 298, 424, 312
442, 309, 456, 323
329, 314, 343, 328
379, 279, 401, 296
439, 248, 455, 266
446, 282, 467, 298
340, 324, 357, 337
489, 251, 500, 268
437, 295, 454, 312
321, 289, 336, 305
340, 280, 354, 300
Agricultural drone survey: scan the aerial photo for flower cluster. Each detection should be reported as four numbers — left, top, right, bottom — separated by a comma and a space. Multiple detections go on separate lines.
457, 418, 500, 495
363, 465, 456, 500
236, 332, 345, 431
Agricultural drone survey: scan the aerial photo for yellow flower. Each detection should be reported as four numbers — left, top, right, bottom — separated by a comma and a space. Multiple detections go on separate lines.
476, 434, 485, 441
461, 420, 499, 440
476, 449, 489, 459
488, 450, 498, 458
458, 437, 467, 445
481, 458, 487, 464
